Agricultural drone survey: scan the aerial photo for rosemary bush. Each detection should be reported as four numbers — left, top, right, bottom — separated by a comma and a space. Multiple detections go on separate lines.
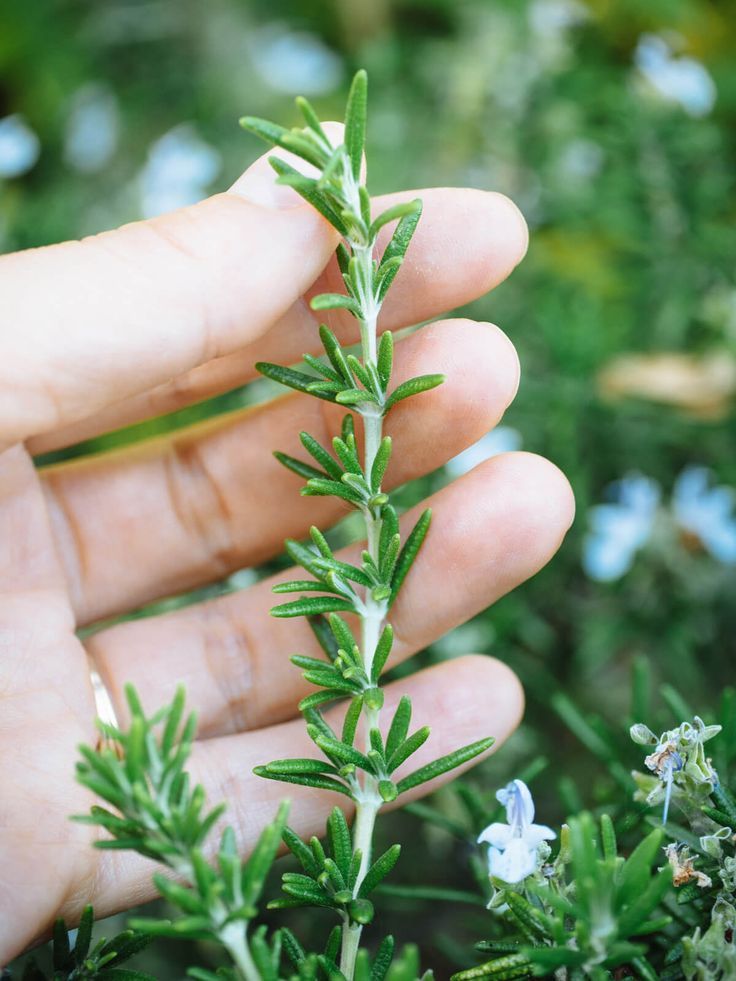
68, 669, 736, 980
446, 678, 736, 980
61, 72, 729, 981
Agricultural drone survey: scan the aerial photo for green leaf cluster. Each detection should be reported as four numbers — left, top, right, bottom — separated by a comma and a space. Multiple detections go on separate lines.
75, 686, 220, 862
257, 335, 443, 417
256, 681, 492, 804
245, 75, 442, 422
276, 932, 433, 981
241, 68, 493, 977
268, 807, 398, 927
19, 906, 153, 981
75, 686, 289, 978
270, 501, 429, 613
454, 814, 673, 981
71, 688, 435, 981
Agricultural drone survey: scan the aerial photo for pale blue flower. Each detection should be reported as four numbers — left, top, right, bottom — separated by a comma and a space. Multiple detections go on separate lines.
635, 34, 716, 117
64, 85, 119, 174
249, 25, 343, 96
0, 114, 40, 179
478, 780, 555, 884
583, 474, 660, 581
445, 427, 522, 479
528, 0, 589, 36
557, 139, 604, 181
140, 124, 221, 218
633, 716, 721, 824
672, 466, 736, 565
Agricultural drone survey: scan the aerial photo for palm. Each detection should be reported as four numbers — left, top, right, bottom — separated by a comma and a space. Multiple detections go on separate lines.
0, 175, 572, 965
0, 447, 98, 954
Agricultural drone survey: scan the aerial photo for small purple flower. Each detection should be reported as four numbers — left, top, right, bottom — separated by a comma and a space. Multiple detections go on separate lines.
478, 780, 556, 884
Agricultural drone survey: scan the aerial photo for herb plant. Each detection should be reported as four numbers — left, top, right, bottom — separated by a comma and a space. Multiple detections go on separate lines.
76, 686, 290, 979
71, 678, 736, 979
438, 675, 736, 979
8, 62, 733, 981
239, 68, 493, 977
457, 808, 672, 980
74, 685, 434, 980
67, 70, 491, 981
13, 905, 152, 981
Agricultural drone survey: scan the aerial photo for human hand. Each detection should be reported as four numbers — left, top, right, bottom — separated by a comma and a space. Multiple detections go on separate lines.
0, 142, 574, 962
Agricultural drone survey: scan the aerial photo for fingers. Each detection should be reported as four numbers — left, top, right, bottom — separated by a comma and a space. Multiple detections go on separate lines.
28, 186, 528, 454
87, 452, 574, 737
0, 148, 339, 447
84, 654, 524, 917
42, 319, 521, 624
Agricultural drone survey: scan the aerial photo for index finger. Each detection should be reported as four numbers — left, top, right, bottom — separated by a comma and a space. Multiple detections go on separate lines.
0, 150, 338, 447
29, 185, 528, 454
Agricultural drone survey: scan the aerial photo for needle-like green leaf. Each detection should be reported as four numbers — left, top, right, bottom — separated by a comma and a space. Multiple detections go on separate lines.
344, 69, 367, 181
390, 509, 432, 604
396, 737, 494, 795
384, 374, 445, 412
271, 596, 356, 618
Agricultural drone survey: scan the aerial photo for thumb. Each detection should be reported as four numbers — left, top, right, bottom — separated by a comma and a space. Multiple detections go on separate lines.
0, 142, 339, 446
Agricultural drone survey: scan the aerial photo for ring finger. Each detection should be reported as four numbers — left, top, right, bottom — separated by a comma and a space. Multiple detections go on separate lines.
86, 451, 574, 738
83, 653, 525, 919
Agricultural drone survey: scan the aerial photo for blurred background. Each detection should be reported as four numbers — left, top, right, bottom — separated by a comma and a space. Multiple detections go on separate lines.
2, 0, 736, 975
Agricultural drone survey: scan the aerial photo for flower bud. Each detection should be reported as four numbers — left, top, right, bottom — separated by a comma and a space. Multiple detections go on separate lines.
630, 723, 658, 746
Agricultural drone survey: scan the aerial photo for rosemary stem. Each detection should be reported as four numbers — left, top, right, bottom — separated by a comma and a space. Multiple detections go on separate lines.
220, 924, 260, 981
339, 245, 386, 977
340, 921, 364, 977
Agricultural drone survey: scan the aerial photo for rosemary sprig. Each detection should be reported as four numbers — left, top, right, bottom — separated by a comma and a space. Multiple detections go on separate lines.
75, 686, 288, 981
241, 70, 493, 977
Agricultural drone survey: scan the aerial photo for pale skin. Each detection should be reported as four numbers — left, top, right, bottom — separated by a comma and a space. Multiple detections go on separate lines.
0, 132, 575, 963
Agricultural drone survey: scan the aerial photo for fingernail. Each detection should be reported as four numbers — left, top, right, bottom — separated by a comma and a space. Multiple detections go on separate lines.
230, 152, 304, 209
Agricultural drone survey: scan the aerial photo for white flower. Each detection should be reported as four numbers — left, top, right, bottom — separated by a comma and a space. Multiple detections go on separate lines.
445, 427, 522, 479
583, 473, 660, 581
672, 466, 736, 565
478, 780, 556, 884
0, 114, 40, 179
634, 34, 716, 117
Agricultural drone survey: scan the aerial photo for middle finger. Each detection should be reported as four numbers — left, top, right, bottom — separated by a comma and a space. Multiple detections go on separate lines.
42, 317, 520, 624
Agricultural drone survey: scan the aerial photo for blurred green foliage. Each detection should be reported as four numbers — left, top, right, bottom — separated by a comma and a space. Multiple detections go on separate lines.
3, 0, 736, 975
